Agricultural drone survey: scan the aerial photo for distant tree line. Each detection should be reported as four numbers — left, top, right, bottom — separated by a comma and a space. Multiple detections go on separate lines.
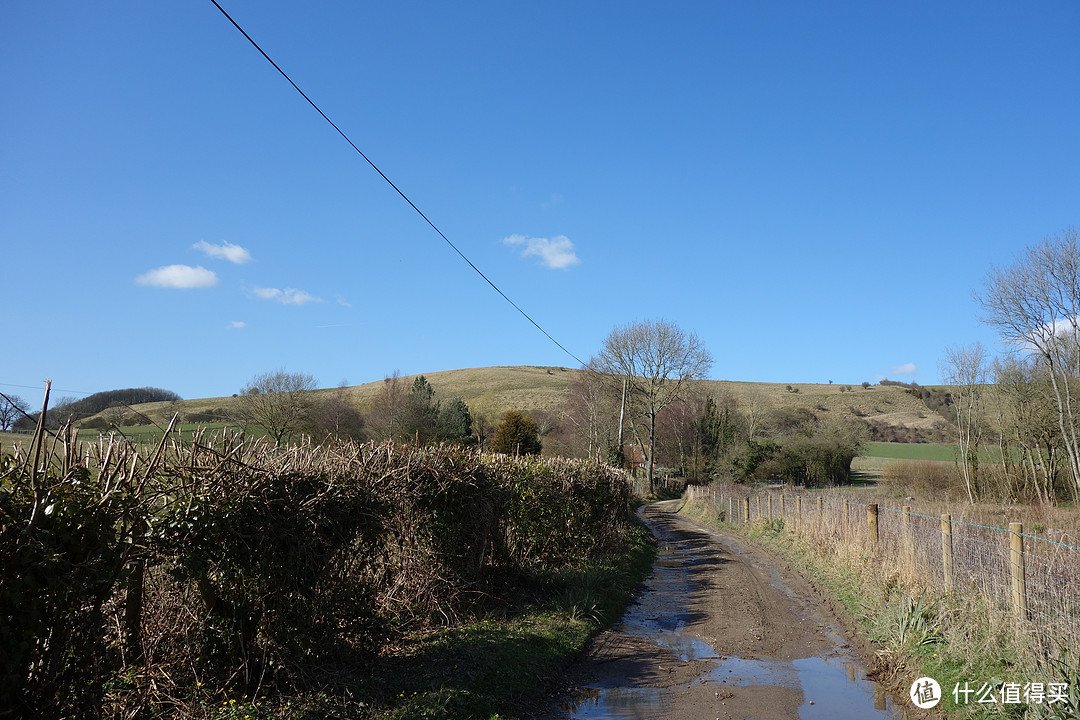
10, 387, 181, 432
231, 369, 543, 455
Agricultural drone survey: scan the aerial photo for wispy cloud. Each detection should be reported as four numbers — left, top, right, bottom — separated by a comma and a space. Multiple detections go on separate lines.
228, 320, 245, 329
542, 193, 564, 209
253, 287, 322, 305
193, 240, 252, 264
889, 362, 918, 376
335, 295, 352, 308
503, 234, 580, 269
136, 264, 218, 289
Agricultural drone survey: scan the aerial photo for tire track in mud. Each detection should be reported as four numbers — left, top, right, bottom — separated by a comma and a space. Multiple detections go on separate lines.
534, 500, 903, 720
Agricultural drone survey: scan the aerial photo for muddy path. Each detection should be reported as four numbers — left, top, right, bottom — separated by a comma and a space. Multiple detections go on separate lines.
534, 500, 904, 720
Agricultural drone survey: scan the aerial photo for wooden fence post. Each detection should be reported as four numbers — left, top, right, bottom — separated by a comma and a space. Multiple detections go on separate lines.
768, 495, 773, 521
780, 495, 786, 521
867, 503, 879, 554
743, 497, 750, 523
941, 514, 954, 593
817, 496, 823, 528
902, 505, 911, 565
1010, 522, 1028, 620
796, 496, 803, 532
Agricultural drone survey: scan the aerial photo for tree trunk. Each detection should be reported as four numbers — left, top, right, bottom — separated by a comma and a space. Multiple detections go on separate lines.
647, 411, 656, 494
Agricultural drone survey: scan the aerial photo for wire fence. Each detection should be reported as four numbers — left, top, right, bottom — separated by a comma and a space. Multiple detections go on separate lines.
685, 485, 1080, 663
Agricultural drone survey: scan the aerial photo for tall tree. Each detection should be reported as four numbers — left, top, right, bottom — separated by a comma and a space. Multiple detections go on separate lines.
940, 342, 988, 503
555, 369, 620, 462
400, 376, 440, 445
234, 369, 318, 443
592, 319, 713, 493
977, 227, 1080, 499
368, 371, 406, 441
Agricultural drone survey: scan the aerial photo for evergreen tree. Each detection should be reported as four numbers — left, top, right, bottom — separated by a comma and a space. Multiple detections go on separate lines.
491, 410, 542, 456
399, 376, 440, 444
434, 397, 474, 445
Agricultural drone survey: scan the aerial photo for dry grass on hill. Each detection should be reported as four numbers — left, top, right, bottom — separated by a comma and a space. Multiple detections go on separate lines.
49, 366, 950, 441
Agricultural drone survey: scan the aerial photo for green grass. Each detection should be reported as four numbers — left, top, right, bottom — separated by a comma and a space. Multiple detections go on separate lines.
863, 442, 958, 462
862, 442, 1008, 464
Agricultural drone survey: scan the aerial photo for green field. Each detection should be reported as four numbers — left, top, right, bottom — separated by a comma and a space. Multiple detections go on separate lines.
861, 441, 1006, 463
862, 441, 957, 462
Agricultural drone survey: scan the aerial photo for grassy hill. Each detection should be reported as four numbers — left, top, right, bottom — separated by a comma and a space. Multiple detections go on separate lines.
49, 366, 951, 442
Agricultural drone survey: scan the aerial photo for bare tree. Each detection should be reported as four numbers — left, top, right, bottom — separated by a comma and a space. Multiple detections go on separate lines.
977, 227, 1080, 499
234, 369, 318, 443
940, 343, 988, 503
555, 370, 621, 462
741, 390, 767, 443
655, 391, 708, 479
314, 381, 366, 441
0, 392, 30, 431
367, 371, 406, 442
992, 355, 1060, 503
592, 319, 713, 493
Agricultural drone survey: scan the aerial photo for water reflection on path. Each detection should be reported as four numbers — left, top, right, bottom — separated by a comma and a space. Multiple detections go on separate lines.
559, 516, 903, 720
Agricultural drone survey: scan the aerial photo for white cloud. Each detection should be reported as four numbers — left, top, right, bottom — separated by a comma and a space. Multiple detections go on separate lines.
253, 287, 322, 305
890, 362, 918, 376
136, 264, 218, 289
335, 295, 352, 308
503, 234, 580, 269
228, 320, 245, 329
193, 240, 252, 264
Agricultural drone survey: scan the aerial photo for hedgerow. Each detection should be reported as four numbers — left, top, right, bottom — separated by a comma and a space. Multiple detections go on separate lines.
0, 428, 632, 718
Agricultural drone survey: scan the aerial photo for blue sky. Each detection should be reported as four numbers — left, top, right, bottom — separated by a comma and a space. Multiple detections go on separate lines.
3, 1, 1078, 401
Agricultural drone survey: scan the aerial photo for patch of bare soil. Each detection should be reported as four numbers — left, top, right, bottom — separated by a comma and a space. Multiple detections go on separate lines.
530, 500, 905, 720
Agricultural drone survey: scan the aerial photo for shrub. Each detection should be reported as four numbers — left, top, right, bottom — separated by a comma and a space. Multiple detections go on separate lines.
880, 459, 960, 497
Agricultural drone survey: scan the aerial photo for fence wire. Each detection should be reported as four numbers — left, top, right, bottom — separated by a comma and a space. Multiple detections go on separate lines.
685, 485, 1080, 664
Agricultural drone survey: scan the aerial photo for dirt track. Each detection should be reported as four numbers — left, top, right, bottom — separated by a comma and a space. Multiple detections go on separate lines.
534, 500, 903, 720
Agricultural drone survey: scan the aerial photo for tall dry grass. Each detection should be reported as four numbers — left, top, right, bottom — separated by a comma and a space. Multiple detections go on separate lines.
683, 482, 1080, 716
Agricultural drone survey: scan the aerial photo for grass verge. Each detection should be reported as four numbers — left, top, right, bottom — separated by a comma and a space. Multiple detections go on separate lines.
364, 519, 656, 719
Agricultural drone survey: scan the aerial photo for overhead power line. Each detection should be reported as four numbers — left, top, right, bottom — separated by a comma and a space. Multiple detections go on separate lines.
208, 1, 586, 367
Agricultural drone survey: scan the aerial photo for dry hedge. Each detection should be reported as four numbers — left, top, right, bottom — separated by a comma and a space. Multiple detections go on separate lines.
0, 427, 632, 719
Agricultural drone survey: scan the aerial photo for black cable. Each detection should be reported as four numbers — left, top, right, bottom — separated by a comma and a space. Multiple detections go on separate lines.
208, 0, 586, 367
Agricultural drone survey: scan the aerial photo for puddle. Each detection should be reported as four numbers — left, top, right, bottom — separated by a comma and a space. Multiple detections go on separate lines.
794, 657, 897, 719
561, 687, 672, 719
560, 512, 904, 719
705, 655, 898, 719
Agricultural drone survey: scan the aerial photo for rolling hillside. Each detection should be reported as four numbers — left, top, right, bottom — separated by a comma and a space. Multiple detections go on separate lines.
63, 366, 952, 441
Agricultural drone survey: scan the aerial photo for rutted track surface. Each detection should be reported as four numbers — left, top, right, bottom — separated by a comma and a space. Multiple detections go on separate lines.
534, 500, 902, 720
